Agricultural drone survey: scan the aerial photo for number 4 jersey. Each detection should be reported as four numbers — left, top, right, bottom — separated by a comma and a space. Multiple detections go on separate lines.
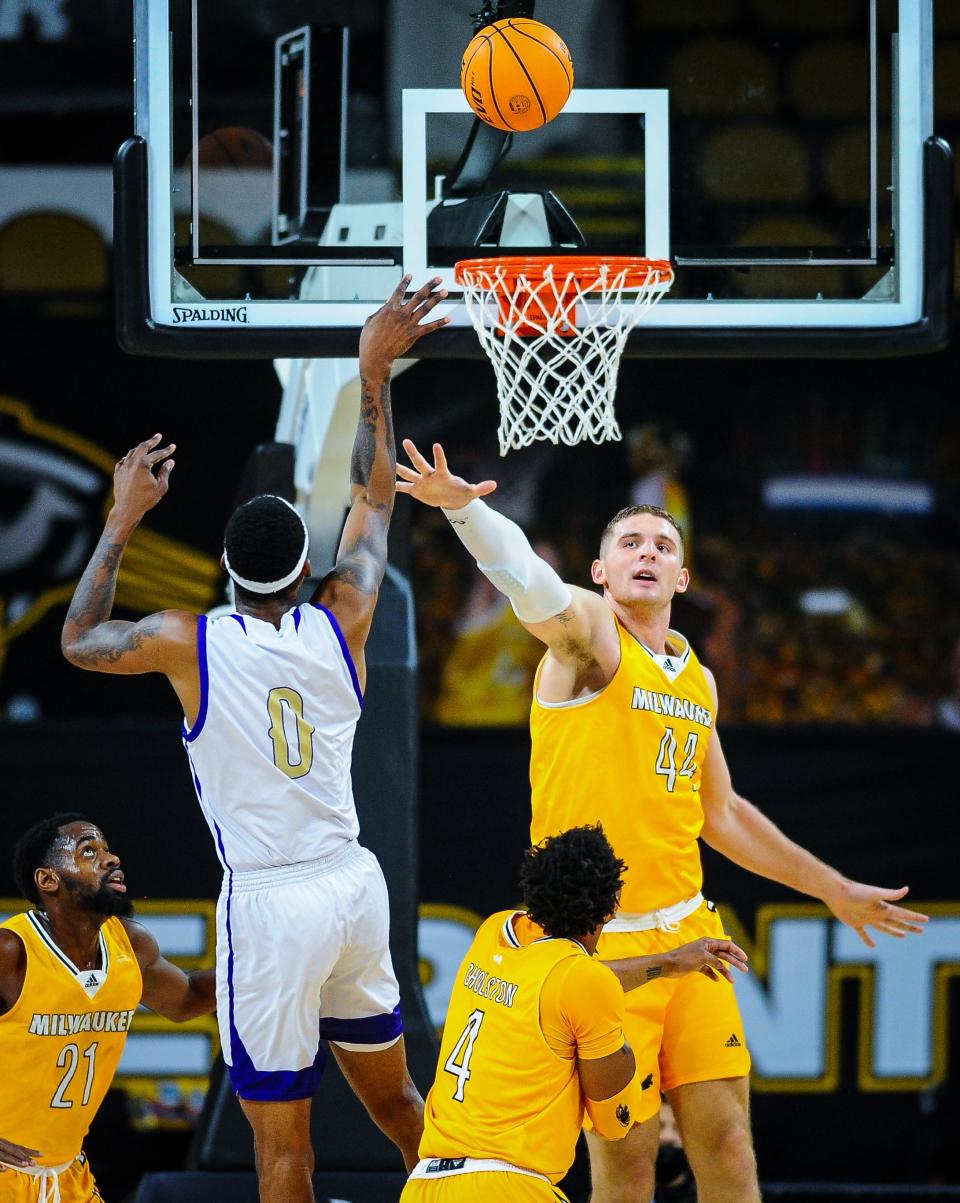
182, 605, 363, 873
0, 913, 141, 1166
420, 911, 629, 1183
530, 621, 715, 914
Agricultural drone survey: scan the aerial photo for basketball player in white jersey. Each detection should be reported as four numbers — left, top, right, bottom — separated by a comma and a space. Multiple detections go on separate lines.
396, 439, 929, 1203
60, 278, 449, 1203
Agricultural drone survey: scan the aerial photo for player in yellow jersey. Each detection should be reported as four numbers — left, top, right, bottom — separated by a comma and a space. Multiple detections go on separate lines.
0, 813, 216, 1202
397, 441, 929, 1203
403, 825, 748, 1203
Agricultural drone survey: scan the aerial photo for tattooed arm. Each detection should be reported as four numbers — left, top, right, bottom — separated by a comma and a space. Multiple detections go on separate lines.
603, 937, 749, 993
314, 276, 448, 670
61, 435, 200, 712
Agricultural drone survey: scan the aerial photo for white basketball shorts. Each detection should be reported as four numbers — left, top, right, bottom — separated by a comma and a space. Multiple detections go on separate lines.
215, 840, 402, 1101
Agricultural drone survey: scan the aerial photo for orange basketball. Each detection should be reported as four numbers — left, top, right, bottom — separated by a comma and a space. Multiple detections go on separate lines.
460, 18, 574, 133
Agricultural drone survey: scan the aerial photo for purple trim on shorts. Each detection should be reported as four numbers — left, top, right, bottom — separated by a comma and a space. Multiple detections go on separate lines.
320, 1004, 403, 1046
314, 605, 363, 706
181, 615, 209, 742
228, 1046, 328, 1102
214, 815, 327, 1101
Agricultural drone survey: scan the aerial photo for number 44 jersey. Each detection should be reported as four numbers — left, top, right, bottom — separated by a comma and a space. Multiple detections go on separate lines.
0, 913, 141, 1166
530, 623, 716, 915
182, 605, 363, 873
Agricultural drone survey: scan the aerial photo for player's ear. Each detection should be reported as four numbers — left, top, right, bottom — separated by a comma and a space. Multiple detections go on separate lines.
219, 552, 226, 569
35, 867, 60, 898
675, 567, 690, 594
591, 558, 606, 586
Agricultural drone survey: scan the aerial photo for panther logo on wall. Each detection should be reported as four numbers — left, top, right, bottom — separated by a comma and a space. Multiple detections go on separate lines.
0, 395, 221, 686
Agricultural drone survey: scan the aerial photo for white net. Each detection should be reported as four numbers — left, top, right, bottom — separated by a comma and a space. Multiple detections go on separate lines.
456, 257, 673, 455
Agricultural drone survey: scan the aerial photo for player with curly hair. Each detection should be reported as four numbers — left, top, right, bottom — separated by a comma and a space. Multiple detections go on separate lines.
402, 825, 747, 1203
398, 441, 928, 1203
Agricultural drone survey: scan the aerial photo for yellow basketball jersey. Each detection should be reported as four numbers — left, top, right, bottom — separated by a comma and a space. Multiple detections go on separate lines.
0, 912, 142, 1166
530, 622, 715, 913
420, 910, 624, 1184
433, 599, 544, 726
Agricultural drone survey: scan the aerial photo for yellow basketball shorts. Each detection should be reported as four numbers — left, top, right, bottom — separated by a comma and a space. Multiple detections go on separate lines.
596, 899, 751, 1123
401, 1172, 569, 1201
0, 1153, 103, 1202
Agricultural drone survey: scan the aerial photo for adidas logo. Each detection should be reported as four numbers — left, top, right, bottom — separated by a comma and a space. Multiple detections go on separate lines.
724, 1033, 742, 1048
85, 975, 99, 987
663, 658, 675, 671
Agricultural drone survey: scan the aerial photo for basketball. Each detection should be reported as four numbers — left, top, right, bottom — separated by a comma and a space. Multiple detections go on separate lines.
460, 18, 574, 133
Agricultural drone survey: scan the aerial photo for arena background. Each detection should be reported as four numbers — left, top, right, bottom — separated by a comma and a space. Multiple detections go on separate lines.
1, 2, 959, 1200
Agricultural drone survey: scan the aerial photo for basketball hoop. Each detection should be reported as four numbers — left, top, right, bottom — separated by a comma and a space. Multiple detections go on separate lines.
455, 255, 674, 454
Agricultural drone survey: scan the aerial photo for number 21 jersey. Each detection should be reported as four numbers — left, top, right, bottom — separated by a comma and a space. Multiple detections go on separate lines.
0, 913, 141, 1166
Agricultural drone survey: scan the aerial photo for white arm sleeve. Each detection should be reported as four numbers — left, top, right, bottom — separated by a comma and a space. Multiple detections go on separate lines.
441, 498, 572, 624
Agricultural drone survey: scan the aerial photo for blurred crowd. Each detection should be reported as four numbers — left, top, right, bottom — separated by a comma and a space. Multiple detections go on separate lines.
686, 530, 960, 725
409, 422, 960, 729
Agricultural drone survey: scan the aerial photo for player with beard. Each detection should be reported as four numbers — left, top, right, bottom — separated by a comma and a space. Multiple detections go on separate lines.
0, 813, 216, 1202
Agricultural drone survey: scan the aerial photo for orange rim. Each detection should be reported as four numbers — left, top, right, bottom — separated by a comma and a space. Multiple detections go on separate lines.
454, 255, 674, 291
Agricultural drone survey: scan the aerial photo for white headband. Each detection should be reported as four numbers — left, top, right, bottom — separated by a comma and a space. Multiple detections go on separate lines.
223, 496, 309, 594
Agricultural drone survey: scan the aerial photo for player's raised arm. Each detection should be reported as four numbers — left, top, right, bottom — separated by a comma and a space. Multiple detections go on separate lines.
315, 276, 449, 656
697, 669, 928, 949
397, 439, 608, 661
60, 434, 197, 678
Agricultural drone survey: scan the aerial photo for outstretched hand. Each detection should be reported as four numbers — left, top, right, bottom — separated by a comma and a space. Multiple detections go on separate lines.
663, 936, 749, 984
111, 433, 176, 523
824, 881, 928, 949
359, 275, 450, 375
396, 439, 497, 509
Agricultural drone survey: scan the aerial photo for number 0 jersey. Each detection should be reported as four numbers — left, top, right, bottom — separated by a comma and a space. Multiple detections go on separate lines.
420, 911, 627, 1183
530, 622, 715, 913
183, 605, 363, 873
0, 913, 141, 1166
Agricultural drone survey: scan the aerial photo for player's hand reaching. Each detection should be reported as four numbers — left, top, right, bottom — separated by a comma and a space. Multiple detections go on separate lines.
396, 439, 497, 509
359, 275, 450, 376
111, 433, 176, 523
663, 936, 749, 984
823, 880, 928, 949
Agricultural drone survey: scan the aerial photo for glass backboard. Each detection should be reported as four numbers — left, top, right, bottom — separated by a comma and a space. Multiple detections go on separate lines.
116, 0, 950, 357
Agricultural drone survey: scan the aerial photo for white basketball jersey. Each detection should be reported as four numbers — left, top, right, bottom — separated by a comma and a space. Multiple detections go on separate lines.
182, 604, 363, 872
